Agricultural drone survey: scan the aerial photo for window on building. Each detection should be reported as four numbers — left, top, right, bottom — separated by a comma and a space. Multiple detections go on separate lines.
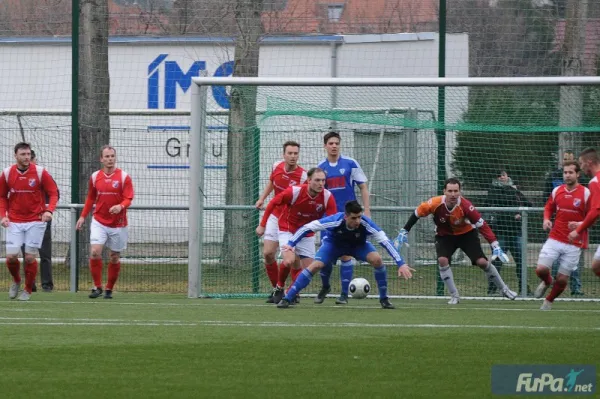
327, 4, 344, 22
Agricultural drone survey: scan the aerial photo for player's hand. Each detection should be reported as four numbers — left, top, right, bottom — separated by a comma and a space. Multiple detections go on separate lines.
75, 217, 85, 231
568, 230, 580, 243
255, 226, 265, 237
491, 241, 510, 263
568, 221, 581, 231
254, 199, 264, 210
0, 216, 9, 228
41, 211, 53, 222
281, 244, 295, 253
543, 219, 553, 231
397, 264, 415, 280
109, 204, 123, 214
394, 229, 409, 250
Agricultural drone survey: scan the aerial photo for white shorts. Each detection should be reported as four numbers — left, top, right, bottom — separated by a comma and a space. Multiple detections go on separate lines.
594, 245, 600, 261
90, 218, 128, 252
537, 238, 581, 276
278, 231, 315, 259
263, 214, 279, 242
5, 221, 47, 255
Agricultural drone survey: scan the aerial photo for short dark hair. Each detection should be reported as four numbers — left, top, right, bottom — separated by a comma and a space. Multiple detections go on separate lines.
563, 150, 574, 156
579, 147, 599, 164
344, 200, 363, 215
307, 167, 325, 178
323, 131, 341, 145
563, 160, 580, 172
283, 141, 300, 152
30, 149, 36, 161
444, 177, 462, 190
14, 142, 31, 154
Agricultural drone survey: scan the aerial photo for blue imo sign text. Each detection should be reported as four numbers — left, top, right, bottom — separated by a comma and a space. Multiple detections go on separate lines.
147, 54, 234, 109
492, 365, 596, 395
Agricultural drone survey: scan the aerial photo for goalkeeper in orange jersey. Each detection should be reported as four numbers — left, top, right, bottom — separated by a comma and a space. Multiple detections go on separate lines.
395, 177, 517, 304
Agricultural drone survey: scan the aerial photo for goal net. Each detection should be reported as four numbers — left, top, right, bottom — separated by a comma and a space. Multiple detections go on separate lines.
189, 77, 600, 299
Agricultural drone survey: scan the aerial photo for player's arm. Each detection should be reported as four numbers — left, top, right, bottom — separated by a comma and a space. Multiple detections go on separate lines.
76, 177, 97, 230
464, 201, 509, 262
286, 214, 343, 248
542, 189, 557, 231
395, 198, 432, 248
575, 191, 600, 235
350, 161, 370, 216
0, 172, 8, 226
255, 180, 274, 209
259, 188, 292, 228
361, 216, 414, 278
325, 191, 337, 216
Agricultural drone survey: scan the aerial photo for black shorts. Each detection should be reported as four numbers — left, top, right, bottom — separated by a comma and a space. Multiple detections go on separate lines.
435, 229, 487, 265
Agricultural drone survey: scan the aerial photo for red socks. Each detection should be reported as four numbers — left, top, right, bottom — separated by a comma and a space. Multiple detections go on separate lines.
6, 258, 21, 283
264, 261, 279, 288
90, 258, 103, 289
546, 278, 567, 302
536, 267, 553, 286
277, 263, 290, 288
24, 260, 38, 294
290, 267, 301, 284
106, 262, 121, 290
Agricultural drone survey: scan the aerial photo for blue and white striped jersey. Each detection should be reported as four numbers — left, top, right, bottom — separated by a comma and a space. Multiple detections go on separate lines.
288, 212, 405, 266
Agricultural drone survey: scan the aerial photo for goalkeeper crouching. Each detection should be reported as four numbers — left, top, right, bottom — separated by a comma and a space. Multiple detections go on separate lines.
277, 201, 414, 309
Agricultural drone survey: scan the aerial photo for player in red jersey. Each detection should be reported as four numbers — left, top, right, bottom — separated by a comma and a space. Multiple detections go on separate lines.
256, 167, 337, 303
568, 148, 600, 283
397, 177, 516, 304
76, 145, 134, 299
255, 141, 307, 302
535, 161, 589, 310
0, 142, 59, 301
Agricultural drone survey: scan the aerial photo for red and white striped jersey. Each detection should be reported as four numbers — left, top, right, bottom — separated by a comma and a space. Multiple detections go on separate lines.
260, 185, 337, 234
81, 168, 134, 228
0, 164, 59, 223
545, 184, 590, 248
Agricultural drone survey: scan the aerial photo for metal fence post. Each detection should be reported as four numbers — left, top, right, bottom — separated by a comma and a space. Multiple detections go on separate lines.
520, 209, 528, 298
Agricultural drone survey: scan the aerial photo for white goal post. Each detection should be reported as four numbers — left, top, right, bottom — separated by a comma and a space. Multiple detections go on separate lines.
188, 76, 600, 299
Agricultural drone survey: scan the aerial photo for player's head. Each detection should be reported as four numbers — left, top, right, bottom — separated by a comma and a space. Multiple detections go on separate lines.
496, 169, 509, 183
100, 145, 117, 169
323, 130, 341, 158
282, 141, 300, 167
443, 177, 461, 206
307, 167, 326, 194
578, 147, 599, 177
344, 200, 363, 229
13, 142, 31, 168
562, 150, 575, 164
30, 149, 36, 163
562, 160, 580, 187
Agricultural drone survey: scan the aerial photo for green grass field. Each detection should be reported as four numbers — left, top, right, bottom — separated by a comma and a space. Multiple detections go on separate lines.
0, 293, 598, 398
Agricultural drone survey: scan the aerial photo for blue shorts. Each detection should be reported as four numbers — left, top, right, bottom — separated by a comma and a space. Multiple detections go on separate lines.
315, 239, 377, 265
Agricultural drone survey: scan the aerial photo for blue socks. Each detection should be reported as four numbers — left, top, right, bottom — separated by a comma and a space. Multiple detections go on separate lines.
320, 262, 333, 289
340, 259, 354, 295
284, 269, 313, 301
374, 266, 388, 299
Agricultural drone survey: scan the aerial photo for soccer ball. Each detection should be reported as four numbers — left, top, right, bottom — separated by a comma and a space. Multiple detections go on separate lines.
349, 278, 371, 299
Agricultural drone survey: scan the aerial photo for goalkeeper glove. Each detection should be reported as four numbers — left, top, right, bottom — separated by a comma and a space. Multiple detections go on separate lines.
394, 228, 409, 251
491, 241, 509, 263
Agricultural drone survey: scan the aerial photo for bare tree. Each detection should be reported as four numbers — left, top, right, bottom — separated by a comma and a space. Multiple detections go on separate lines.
222, 0, 263, 268
77, 0, 111, 266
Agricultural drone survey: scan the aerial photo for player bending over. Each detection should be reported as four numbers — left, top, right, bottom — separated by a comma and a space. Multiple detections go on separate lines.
395, 177, 516, 304
277, 200, 414, 309
534, 161, 589, 310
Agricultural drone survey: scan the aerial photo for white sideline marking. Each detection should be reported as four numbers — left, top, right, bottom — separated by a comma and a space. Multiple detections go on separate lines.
1, 300, 599, 313
0, 316, 597, 330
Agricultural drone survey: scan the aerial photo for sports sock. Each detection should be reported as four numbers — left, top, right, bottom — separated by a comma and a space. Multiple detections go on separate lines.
106, 262, 121, 290
6, 258, 21, 283
277, 263, 291, 289
290, 267, 301, 283
536, 267, 553, 285
546, 278, 567, 302
484, 263, 507, 291
373, 266, 388, 299
340, 259, 354, 295
24, 260, 38, 294
439, 265, 458, 296
264, 261, 279, 288
90, 258, 103, 289
320, 262, 333, 289
284, 269, 313, 301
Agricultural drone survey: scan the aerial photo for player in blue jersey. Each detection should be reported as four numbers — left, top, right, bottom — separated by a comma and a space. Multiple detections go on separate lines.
317, 130, 371, 305
277, 200, 414, 309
